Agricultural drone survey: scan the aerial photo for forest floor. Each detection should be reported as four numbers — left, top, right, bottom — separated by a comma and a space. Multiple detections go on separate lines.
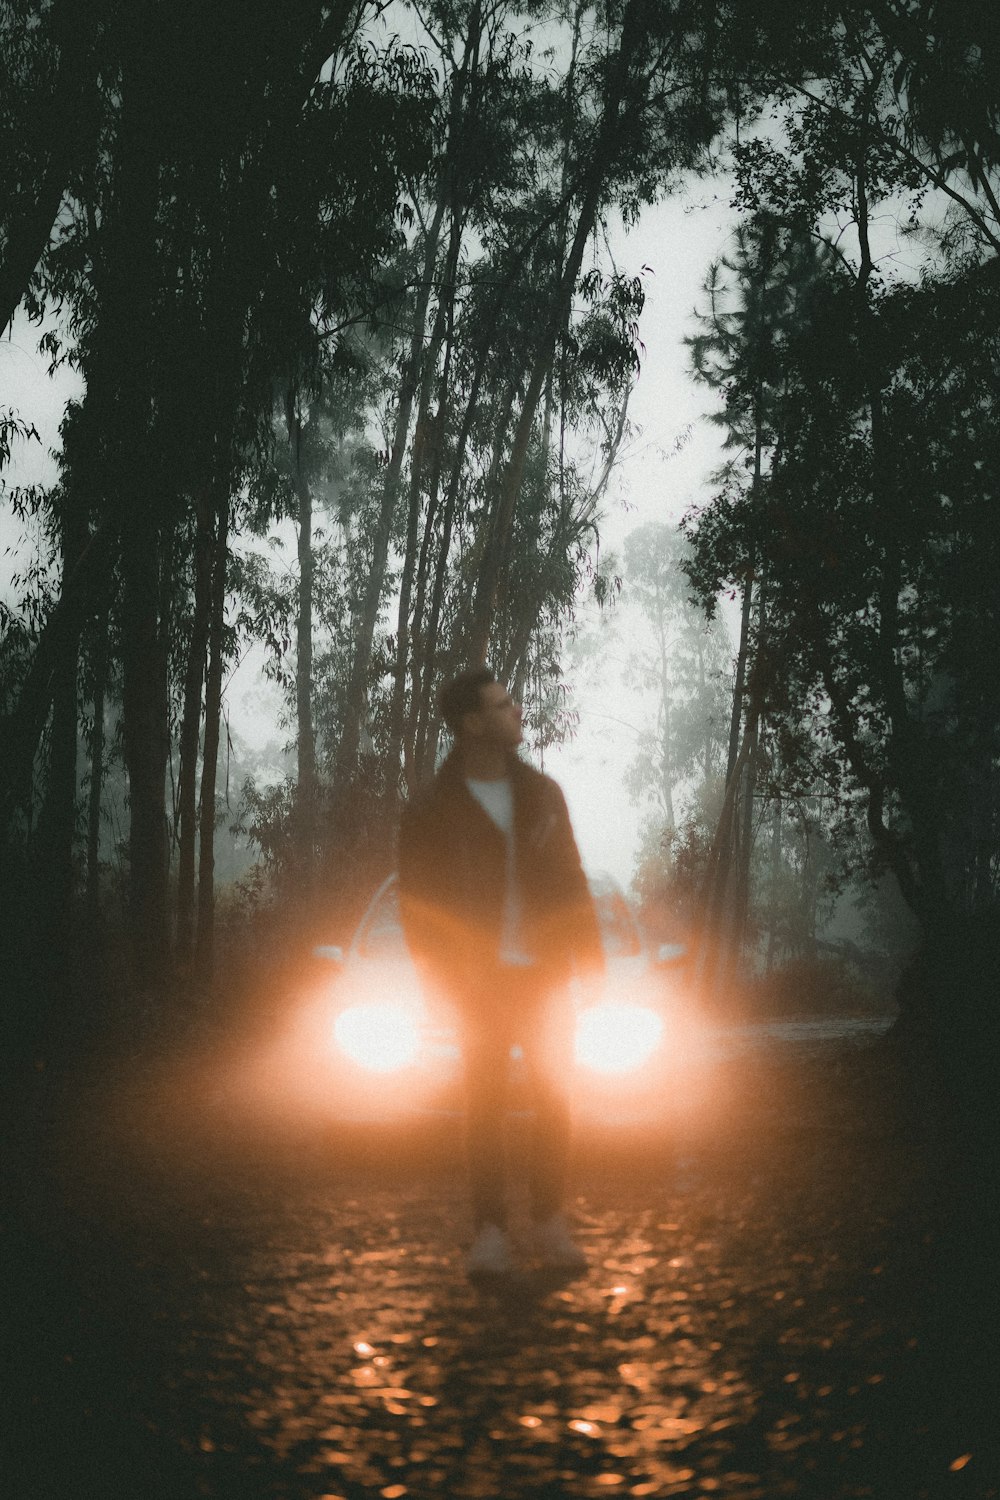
3, 1019, 998, 1500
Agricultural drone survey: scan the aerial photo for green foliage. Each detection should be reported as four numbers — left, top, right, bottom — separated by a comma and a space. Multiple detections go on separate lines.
632, 799, 717, 943
686, 188, 1000, 940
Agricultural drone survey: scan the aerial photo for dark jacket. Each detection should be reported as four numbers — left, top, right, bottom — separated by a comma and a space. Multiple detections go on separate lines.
397, 750, 603, 997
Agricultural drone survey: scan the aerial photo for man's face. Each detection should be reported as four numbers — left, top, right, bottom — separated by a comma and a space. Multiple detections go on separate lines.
465, 681, 523, 750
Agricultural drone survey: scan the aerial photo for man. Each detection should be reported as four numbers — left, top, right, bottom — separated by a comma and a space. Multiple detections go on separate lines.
397, 667, 605, 1278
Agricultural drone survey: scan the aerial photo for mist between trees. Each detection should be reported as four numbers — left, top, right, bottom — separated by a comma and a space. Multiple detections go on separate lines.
2, 0, 999, 1117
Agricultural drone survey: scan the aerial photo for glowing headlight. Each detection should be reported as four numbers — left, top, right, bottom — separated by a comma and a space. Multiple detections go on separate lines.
574, 1001, 664, 1075
333, 1002, 421, 1073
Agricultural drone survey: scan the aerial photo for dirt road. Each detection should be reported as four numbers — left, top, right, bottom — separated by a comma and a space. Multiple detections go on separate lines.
4, 1030, 997, 1499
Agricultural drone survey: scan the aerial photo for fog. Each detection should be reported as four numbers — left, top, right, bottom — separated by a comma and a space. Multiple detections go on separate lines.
0, 193, 739, 892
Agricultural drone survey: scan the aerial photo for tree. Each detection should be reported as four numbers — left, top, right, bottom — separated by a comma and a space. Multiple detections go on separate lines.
684, 20, 1000, 1094
621, 522, 729, 833
683, 220, 833, 995
0, 0, 435, 1020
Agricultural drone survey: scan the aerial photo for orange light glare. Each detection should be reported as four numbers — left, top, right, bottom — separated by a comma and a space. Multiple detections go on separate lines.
574, 1002, 664, 1075
333, 1002, 422, 1073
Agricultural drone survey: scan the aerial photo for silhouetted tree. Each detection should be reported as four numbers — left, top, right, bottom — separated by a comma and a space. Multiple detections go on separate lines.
686, 37, 1000, 1096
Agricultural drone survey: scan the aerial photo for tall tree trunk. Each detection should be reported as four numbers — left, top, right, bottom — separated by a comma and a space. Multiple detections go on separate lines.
726, 704, 760, 976
85, 601, 110, 924
387, 242, 454, 787
403, 431, 444, 786
33, 526, 83, 1014
468, 0, 650, 661
693, 583, 752, 1003
726, 553, 768, 978
175, 488, 213, 962
334, 181, 449, 787
411, 400, 488, 781
654, 596, 676, 831
288, 400, 317, 892
392, 208, 464, 788
99, 1, 171, 1003
121, 514, 170, 997
189, 133, 246, 981
411, 371, 494, 781
195, 488, 230, 983
765, 796, 782, 972
467, 348, 555, 664
725, 570, 754, 786
698, 351, 766, 1001
448, 372, 518, 655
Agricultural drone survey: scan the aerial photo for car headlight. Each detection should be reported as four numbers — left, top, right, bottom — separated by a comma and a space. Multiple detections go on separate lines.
574, 1001, 664, 1075
333, 1001, 422, 1073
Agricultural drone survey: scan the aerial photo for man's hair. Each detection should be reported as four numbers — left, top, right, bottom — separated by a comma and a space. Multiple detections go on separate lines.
438, 667, 497, 734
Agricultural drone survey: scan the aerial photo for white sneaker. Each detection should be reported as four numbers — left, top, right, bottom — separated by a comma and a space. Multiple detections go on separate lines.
466, 1222, 514, 1278
532, 1213, 588, 1272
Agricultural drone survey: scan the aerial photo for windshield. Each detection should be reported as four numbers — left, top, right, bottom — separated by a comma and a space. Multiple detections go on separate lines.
356, 885, 408, 958
594, 889, 642, 958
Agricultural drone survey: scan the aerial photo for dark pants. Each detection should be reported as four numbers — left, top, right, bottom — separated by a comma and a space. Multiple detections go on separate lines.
458, 964, 574, 1230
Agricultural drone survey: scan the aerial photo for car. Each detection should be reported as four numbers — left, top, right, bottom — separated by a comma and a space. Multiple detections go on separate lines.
282, 872, 689, 1125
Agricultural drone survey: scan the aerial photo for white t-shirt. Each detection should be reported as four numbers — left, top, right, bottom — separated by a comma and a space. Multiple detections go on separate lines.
466, 777, 532, 965
465, 776, 514, 834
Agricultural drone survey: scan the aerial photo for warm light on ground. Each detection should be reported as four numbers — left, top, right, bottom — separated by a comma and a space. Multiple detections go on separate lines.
574, 1002, 665, 1075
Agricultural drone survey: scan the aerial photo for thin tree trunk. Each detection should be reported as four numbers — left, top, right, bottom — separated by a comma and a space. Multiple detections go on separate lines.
288, 400, 317, 892
412, 356, 514, 781
467, 348, 557, 663
34, 553, 82, 1009
695, 633, 713, 784
121, 518, 170, 996
334, 182, 449, 786
175, 488, 213, 961
335, 3, 487, 781
395, 206, 465, 788
765, 796, 781, 971
102, 4, 172, 1003
728, 545, 768, 977
468, 0, 649, 661
699, 346, 767, 999
691, 727, 752, 1000
402, 439, 443, 786
725, 572, 754, 785
705, 647, 762, 998
195, 488, 230, 982
387, 216, 458, 785
654, 595, 676, 831
727, 705, 759, 974
411, 469, 463, 780
85, 602, 109, 922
